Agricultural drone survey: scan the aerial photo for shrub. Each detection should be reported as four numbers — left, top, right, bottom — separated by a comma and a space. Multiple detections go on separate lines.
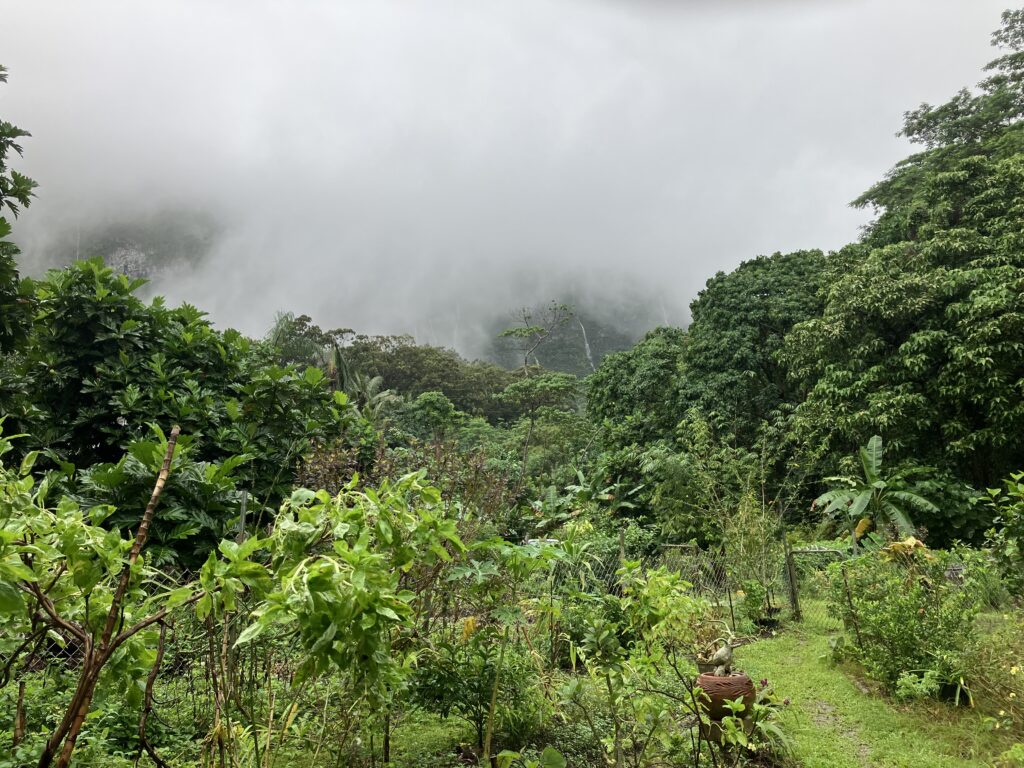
739, 579, 768, 625
410, 628, 545, 750
968, 611, 1024, 735
984, 472, 1024, 595
827, 543, 991, 695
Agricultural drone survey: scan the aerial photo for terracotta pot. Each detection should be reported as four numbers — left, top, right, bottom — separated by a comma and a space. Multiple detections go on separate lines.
696, 672, 756, 721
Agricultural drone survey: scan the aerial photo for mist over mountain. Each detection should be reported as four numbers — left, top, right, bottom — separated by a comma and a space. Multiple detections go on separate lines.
5, 6, 1024, 766
0, 0, 1008, 355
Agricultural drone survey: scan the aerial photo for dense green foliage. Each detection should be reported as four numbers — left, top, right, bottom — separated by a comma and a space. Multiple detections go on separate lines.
784, 16, 1024, 487
682, 250, 825, 446
826, 543, 998, 698
582, 14, 1024, 549
343, 334, 520, 423
4, 11, 1024, 768
0, 65, 36, 355
587, 327, 686, 449
0, 260, 360, 560
984, 471, 1024, 594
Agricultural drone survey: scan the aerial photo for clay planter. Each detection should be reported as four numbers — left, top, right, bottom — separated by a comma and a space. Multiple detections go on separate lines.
696, 672, 756, 721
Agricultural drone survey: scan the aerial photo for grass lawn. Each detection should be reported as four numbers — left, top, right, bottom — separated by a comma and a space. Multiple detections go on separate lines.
740, 607, 1020, 768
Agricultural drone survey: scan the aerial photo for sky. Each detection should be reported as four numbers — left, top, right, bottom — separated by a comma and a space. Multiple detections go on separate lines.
0, 0, 1010, 353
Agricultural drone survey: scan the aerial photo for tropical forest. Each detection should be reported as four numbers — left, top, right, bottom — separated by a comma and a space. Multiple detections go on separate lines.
1, 4, 1024, 768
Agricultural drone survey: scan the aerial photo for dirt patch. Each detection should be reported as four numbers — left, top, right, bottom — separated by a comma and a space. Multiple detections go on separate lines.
809, 701, 872, 764
810, 701, 835, 726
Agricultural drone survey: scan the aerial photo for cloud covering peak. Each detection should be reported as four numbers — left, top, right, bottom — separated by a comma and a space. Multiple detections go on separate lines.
0, 0, 1006, 351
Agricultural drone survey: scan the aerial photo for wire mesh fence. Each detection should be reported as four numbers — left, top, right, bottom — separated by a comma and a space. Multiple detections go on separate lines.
788, 547, 846, 631
15, 539, 846, 689
658, 543, 801, 635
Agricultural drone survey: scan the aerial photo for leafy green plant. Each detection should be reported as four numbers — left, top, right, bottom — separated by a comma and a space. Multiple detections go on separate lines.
238, 473, 463, 692
711, 683, 792, 758
984, 472, 1024, 595
73, 426, 247, 567
827, 544, 988, 695
0, 426, 219, 767
557, 562, 711, 768
995, 741, 1024, 768
495, 745, 567, 768
411, 629, 543, 750
739, 580, 768, 626
895, 670, 942, 701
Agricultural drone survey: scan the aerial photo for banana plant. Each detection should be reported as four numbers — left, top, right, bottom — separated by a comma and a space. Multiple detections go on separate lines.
814, 435, 938, 551
327, 346, 402, 427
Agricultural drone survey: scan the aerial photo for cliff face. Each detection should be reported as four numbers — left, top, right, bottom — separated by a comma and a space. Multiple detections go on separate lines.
38, 209, 221, 280
485, 304, 661, 377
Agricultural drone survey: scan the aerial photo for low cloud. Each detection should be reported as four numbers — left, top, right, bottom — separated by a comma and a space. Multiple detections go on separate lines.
0, 0, 1006, 353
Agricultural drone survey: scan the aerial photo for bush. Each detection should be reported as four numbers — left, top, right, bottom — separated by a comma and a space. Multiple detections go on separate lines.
827, 544, 992, 695
410, 627, 545, 749
968, 611, 1024, 735
739, 579, 768, 625
984, 473, 1024, 595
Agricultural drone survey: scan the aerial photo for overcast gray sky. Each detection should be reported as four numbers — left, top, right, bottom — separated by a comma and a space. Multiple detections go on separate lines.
0, 0, 1010, 351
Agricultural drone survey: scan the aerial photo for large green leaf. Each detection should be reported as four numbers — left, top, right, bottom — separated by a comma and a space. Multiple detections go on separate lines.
848, 490, 872, 522
860, 435, 883, 484
882, 502, 916, 536
0, 579, 24, 613
540, 747, 567, 768
813, 489, 855, 516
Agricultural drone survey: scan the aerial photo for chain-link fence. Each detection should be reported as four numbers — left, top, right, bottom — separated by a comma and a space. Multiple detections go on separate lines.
787, 547, 845, 630
658, 543, 800, 635
653, 542, 851, 635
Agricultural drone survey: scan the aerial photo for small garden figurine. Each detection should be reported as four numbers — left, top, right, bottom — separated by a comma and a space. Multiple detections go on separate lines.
709, 639, 735, 676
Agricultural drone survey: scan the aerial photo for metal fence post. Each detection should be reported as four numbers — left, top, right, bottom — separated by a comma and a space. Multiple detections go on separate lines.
841, 562, 863, 650
783, 537, 802, 622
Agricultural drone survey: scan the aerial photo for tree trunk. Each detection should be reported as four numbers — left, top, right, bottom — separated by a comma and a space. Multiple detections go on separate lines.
13, 680, 26, 746
55, 669, 101, 768
606, 673, 624, 768
482, 626, 510, 761
136, 621, 170, 768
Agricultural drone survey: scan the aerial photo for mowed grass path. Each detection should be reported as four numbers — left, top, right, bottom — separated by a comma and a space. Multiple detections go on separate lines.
740, 616, 1017, 768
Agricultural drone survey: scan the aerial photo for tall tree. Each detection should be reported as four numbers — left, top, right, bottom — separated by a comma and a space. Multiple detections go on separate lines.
784, 12, 1024, 488
587, 326, 687, 449
498, 301, 574, 372
0, 64, 38, 353
681, 250, 826, 446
